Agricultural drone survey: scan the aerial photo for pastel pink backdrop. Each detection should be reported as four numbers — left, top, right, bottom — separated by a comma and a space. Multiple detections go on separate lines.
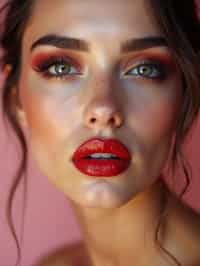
0, 1, 200, 266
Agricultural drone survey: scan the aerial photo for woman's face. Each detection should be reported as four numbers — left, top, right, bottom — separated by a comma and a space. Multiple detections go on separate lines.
16, 0, 182, 208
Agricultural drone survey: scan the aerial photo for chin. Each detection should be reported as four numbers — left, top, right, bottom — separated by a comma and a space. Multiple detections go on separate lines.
77, 198, 130, 209
71, 185, 135, 209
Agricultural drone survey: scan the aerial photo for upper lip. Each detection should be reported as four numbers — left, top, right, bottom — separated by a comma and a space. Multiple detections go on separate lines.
72, 137, 131, 160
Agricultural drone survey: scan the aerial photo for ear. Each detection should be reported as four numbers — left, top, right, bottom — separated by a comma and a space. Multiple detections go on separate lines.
10, 87, 28, 129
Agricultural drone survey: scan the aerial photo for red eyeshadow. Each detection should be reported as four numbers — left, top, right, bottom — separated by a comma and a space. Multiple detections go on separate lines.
31, 51, 83, 70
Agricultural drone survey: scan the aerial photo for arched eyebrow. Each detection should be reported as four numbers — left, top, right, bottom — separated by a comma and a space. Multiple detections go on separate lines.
30, 34, 168, 53
121, 36, 168, 53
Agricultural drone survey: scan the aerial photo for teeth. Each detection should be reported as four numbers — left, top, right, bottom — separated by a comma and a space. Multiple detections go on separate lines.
88, 153, 119, 159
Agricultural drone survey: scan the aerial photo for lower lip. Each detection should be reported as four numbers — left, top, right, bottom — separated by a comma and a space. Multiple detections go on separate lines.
72, 158, 131, 177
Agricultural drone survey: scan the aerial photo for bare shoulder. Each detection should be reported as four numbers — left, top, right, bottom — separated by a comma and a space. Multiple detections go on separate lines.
164, 193, 200, 265
33, 242, 91, 266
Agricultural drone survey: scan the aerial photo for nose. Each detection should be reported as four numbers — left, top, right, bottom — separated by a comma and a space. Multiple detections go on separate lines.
83, 98, 124, 130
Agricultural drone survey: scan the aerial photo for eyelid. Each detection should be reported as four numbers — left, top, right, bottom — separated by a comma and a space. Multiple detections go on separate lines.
31, 50, 88, 70
48, 59, 79, 72
121, 50, 173, 67
124, 56, 161, 68
33, 55, 80, 71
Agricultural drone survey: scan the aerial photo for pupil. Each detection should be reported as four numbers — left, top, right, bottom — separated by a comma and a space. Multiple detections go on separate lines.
56, 64, 69, 74
140, 65, 151, 75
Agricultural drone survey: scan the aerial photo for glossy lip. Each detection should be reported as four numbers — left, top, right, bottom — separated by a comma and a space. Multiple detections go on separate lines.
72, 137, 131, 177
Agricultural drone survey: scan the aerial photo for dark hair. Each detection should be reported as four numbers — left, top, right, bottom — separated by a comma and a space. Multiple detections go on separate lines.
0, 1, 200, 266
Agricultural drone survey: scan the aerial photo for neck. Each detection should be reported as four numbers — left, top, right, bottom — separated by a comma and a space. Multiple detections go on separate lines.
71, 179, 169, 266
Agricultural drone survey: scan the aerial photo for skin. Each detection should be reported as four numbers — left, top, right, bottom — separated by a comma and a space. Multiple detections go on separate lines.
7, 0, 200, 265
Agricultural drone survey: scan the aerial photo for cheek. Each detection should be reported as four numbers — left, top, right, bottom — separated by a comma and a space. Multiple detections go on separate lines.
128, 81, 182, 176
18, 78, 60, 167
126, 81, 182, 142
141, 98, 179, 140
18, 76, 83, 175
19, 88, 64, 179
19, 75, 77, 138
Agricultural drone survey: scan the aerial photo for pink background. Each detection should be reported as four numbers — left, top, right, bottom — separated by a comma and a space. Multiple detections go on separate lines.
0, 1, 200, 266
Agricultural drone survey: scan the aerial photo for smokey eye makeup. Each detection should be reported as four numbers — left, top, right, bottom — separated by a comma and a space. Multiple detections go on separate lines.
31, 50, 175, 82
121, 51, 176, 82
124, 60, 166, 80
31, 52, 84, 81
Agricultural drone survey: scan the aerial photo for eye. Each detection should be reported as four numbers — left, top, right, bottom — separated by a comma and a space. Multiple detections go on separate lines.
125, 62, 165, 79
34, 56, 82, 80
48, 62, 78, 77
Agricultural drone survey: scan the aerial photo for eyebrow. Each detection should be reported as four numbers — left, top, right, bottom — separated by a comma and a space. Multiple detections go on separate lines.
30, 34, 168, 53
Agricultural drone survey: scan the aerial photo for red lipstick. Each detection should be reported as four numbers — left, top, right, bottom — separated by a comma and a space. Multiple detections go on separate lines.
72, 138, 131, 177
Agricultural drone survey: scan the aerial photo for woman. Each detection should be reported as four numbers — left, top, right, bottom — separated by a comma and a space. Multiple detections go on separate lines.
1, 0, 200, 265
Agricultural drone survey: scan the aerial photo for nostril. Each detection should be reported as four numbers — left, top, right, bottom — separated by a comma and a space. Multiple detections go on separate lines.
90, 118, 96, 123
109, 117, 115, 124
86, 112, 123, 128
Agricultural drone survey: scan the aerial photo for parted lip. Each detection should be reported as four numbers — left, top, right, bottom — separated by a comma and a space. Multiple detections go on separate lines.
72, 137, 131, 161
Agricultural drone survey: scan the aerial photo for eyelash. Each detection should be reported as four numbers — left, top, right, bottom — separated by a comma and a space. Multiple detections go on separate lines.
124, 60, 166, 80
34, 56, 167, 81
34, 56, 82, 81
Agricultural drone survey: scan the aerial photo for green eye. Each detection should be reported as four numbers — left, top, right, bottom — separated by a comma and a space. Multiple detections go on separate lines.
126, 63, 163, 79
49, 63, 77, 76
53, 63, 70, 74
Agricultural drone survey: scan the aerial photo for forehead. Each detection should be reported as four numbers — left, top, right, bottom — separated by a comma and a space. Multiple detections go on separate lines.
23, 0, 162, 52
